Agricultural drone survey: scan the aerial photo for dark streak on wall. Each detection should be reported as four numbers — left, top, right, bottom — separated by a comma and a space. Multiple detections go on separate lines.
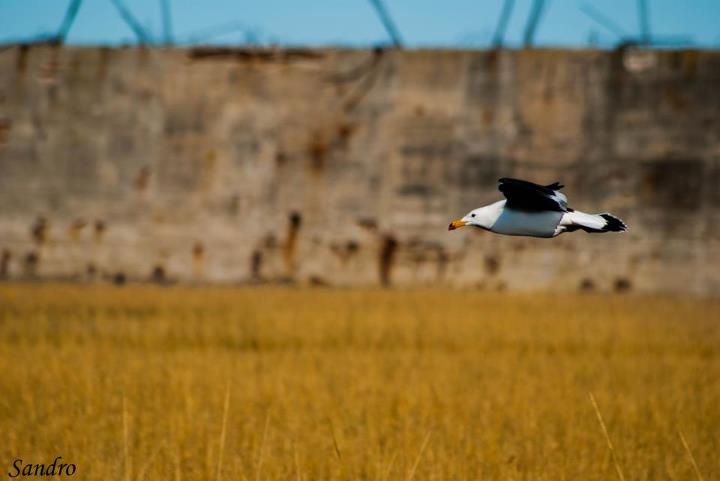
283, 212, 302, 277
0, 249, 10, 279
379, 235, 398, 287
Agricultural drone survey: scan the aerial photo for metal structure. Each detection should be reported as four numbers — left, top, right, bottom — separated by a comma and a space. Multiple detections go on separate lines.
638, 0, 650, 45
57, 0, 84, 44
160, 0, 174, 45
523, 0, 547, 47
108, 0, 152, 44
579, 4, 628, 40
367, 0, 404, 47
0, 0, 699, 49
492, 0, 515, 48
580, 0, 692, 48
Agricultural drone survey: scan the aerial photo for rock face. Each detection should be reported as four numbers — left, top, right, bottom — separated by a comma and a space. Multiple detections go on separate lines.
1, 45, 719, 294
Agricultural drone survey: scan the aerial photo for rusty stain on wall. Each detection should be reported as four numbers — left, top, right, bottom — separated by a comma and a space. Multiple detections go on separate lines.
0, 249, 10, 278
356, 218, 378, 231
112, 272, 126, 286
336, 121, 356, 145
134, 166, 151, 191
330, 240, 360, 265
151, 264, 166, 284
0, 118, 11, 147
250, 250, 263, 281
579, 278, 596, 292
484, 255, 500, 276
86, 262, 97, 280
307, 132, 328, 174
379, 235, 398, 287
201, 150, 218, 192
614, 277, 632, 293
283, 212, 302, 276
15, 44, 29, 75
38, 51, 60, 85
192, 242, 205, 279
436, 248, 449, 282
67, 219, 87, 241
31, 217, 47, 245
640, 159, 703, 210
94, 220, 106, 243
23, 251, 39, 278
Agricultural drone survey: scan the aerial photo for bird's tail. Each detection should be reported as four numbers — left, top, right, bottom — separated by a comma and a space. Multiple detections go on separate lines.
564, 211, 627, 233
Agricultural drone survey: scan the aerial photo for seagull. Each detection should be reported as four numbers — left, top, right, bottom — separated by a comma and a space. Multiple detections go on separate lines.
448, 178, 627, 238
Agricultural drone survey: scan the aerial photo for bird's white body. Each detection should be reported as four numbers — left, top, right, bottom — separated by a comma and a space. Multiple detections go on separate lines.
449, 178, 627, 238
488, 201, 564, 237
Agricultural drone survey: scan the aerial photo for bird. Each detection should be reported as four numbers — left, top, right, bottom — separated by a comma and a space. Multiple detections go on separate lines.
448, 178, 627, 238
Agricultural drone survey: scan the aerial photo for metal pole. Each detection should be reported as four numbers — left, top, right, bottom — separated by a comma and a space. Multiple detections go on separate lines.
638, 0, 651, 45
160, 0, 173, 45
579, 3, 627, 40
108, 0, 151, 44
493, 0, 515, 47
523, 0, 547, 47
367, 0, 403, 47
57, 0, 84, 44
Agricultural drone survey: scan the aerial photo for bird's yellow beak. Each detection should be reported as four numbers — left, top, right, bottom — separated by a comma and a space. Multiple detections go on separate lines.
448, 219, 466, 231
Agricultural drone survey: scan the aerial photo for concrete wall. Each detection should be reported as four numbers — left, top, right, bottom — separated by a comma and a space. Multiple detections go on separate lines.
1, 45, 719, 294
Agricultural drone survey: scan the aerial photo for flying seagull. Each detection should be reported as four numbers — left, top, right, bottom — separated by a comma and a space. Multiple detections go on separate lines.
448, 178, 627, 238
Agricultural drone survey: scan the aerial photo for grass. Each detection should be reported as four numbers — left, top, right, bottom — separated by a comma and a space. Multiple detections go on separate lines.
0, 284, 718, 480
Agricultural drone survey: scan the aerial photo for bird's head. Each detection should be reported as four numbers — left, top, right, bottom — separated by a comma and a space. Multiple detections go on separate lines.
448, 207, 492, 231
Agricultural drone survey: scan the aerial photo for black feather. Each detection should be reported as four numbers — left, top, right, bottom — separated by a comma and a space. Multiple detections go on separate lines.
544, 181, 564, 190
600, 214, 627, 232
497, 178, 567, 212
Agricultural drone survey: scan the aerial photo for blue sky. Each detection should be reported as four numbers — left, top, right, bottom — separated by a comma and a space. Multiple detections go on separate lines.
1, 0, 719, 48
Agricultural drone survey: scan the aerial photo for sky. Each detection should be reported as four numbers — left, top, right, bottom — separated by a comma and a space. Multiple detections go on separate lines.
1, 0, 719, 49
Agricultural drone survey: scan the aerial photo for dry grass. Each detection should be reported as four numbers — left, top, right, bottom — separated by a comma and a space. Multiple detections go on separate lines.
0, 284, 718, 480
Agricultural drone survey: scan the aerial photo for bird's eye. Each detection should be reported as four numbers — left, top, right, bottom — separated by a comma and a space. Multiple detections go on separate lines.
471, 213, 476, 218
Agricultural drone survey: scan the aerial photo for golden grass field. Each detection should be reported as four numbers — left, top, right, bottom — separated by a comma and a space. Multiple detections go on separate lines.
0, 284, 718, 481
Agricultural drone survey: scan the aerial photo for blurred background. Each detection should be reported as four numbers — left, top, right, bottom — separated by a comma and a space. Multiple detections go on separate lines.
1, 0, 719, 294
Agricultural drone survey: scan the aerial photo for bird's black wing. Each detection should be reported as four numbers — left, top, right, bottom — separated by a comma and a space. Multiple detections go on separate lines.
498, 178, 568, 212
